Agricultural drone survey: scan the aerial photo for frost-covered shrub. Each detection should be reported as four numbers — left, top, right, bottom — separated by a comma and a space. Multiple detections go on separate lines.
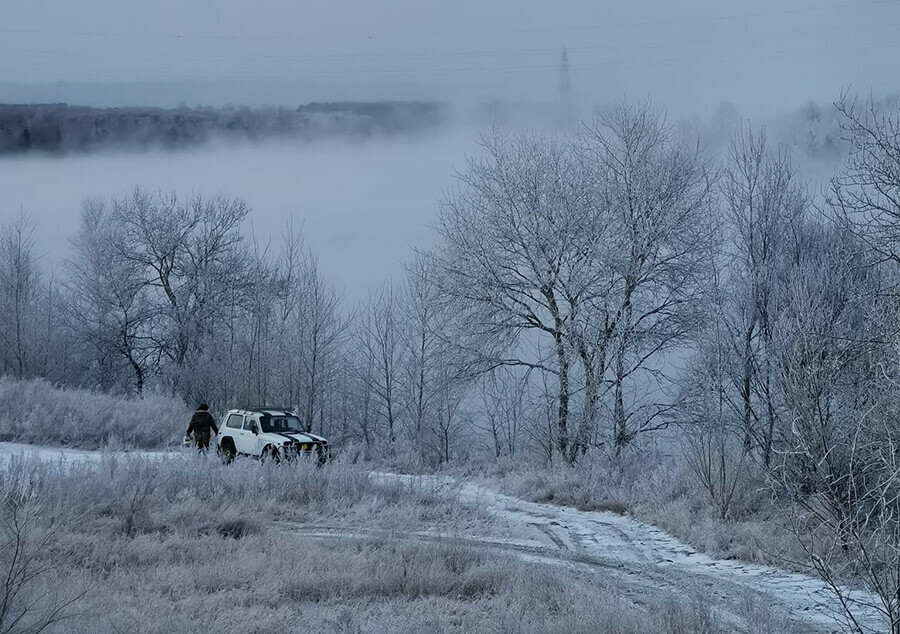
0, 378, 189, 449
0, 470, 84, 633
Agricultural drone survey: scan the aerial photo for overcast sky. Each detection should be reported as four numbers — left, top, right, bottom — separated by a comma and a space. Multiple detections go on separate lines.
1, 0, 898, 113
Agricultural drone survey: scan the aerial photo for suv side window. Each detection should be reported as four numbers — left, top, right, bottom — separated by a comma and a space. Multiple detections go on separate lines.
225, 414, 244, 429
242, 416, 256, 431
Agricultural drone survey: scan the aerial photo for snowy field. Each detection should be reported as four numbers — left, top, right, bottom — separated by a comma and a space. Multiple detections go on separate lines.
0, 442, 884, 633
0, 441, 173, 462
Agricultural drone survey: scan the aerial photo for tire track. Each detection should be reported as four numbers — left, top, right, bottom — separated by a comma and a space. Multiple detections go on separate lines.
275, 521, 823, 634
374, 472, 886, 634
529, 522, 569, 550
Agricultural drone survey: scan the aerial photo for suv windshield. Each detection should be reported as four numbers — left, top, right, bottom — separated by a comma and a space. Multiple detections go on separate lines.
259, 414, 305, 434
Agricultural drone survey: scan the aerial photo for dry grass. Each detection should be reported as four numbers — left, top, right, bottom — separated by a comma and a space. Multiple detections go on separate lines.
0, 452, 776, 634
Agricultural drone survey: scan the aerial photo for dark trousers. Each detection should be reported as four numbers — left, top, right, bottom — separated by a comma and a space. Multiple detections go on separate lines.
193, 429, 211, 451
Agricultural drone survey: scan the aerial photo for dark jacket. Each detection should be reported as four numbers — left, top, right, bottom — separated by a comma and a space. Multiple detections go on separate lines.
186, 410, 218, 436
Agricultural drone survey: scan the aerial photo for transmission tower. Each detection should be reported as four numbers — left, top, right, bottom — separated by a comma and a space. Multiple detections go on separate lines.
557, 47, 573, 105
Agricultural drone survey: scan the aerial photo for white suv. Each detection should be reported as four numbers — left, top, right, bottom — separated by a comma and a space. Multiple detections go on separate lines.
216, 408, 329, 463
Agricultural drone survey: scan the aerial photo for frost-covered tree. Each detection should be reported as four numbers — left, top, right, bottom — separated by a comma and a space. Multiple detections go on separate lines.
432, 128, 592, 461
719, 126, 807, 465
577, 102, 715, 452
830, 94, 900, 263
67, 199, 156, 394
0, 213, 40, 379
353, 282, 405, 445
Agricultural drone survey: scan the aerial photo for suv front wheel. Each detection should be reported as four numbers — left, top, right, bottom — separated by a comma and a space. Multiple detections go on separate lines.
260, 445, 281, 464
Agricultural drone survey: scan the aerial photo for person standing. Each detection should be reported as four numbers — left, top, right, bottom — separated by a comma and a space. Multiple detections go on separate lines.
186, 404, 218, 452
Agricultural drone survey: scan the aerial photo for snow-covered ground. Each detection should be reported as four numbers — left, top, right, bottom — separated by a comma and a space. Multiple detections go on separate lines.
464, 479, 882, 632
1, 442, 886, 633
0, 441, 175, 463
366, 473, 883, 633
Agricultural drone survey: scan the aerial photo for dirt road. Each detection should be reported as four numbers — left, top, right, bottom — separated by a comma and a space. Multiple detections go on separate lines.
289, 473, 886, 633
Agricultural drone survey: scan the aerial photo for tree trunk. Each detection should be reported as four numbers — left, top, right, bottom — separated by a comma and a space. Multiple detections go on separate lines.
572, 341, 600, 462
553, 329, 571, 460
741, 320, 755, 452
613, 347, 627, 451
131, 357, 145, 395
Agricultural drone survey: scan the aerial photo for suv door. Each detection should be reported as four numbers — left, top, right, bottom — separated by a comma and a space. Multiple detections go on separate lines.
241, 414, 262, 455
223, 413, 245, 453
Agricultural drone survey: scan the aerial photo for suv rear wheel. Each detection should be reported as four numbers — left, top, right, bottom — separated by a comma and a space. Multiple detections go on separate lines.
220, 438, 236, 464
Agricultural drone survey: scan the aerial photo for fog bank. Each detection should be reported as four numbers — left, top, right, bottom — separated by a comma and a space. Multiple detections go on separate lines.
0, 131, 479, 300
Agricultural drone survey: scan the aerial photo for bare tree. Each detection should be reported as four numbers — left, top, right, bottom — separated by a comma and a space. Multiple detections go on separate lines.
579, 102, 715, 452
0, 212, 39, 379
476, 367, 530, 458
296, 255, 347, 434
433, 128, 593, 461
67, 199, 156, 394
111, 188, 249, 396
401, 251, 473, 454
186, 219, 348, 429
61, 188, 254, 400
768, 94, 900, 633
680, 263, 751, 520
350, 349, 379, 448
718, 125, 807, 465
354, 281, 404, 444
424, 363, 470, 465
771, 221, 896, 631
241, 236, 278, 406
830, 93, 900, 267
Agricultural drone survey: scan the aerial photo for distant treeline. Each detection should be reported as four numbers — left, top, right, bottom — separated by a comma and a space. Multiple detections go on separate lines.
0, 101, 447, 154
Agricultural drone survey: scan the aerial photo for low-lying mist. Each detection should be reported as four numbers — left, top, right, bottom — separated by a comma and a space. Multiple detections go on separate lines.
0, 95, 859, 302
0, 129, 480, 300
